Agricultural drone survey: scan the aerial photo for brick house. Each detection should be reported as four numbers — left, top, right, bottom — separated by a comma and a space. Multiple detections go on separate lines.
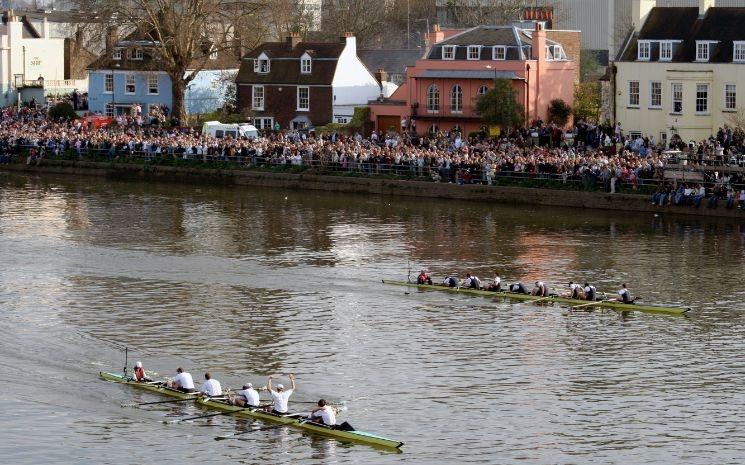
235, 32, 381, 130
369, 23, 580, 136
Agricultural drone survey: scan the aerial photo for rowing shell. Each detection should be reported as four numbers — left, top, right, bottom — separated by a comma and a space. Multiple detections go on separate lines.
100, 372, 404, 450
382, 280, 690, 316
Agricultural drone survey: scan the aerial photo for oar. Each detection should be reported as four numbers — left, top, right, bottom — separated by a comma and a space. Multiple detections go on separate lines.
215, 419, 310, 441
527, 296, 553, 304
163, 408, 236, 424
571, 299, 613, 310
121, 397, 198, 408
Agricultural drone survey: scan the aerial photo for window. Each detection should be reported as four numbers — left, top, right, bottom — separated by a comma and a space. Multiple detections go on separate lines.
257, 53, 270, 73
628, 81, 640, 107
427, 84, 439, 112
442, 45, 456, 60
105, 103, 114, 117
253, 117, 274, 130
672, 83, 683, 113
253, 59, 259, 72
300, 54, 311, 74
148, 75, 158, 95
696, 83, 709, 114
125, 74, 135, 94
133, 49, 144, 60
335, 116, 350, 124
113, 49, 122, 60
660, 41, 673, 61
477, 85, 488, 96
467, 45, 481, 60
546, 45, 567, 61
450, 85, 462, 113
725, 83, 737, 111
428, 124, 439, 134
210, 80, 219, 90
637, 41, 650, 61
297, 86, 309, 111
252, 85, 264, 110
696, 41, 709, 62
104, 74, 114, 93
209, 47, 218, 60
492, 46, 506, 60
650, 81, 662, 108
734, 42, 745, 62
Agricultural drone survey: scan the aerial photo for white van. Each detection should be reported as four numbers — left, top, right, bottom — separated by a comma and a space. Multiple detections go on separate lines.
201, 121, 259, 139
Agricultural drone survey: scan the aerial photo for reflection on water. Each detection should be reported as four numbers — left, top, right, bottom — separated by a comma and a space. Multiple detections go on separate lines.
1, 172, 745, 465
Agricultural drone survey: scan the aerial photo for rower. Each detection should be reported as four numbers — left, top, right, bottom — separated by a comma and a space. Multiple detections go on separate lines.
487, 274, 502, 292
461, 273, 481, 289
267, 373, 295, 415
133, 361, 152, 382
166, 367, 195, 393
229, 383, 261, 408
443, 276, 458, 288
568, 282, 581, 300
308, 399, 336, 426
532, 281, 549, 297
416, 269, 433, 285
617, 283, 635, 304
199, 372, 223, 397
509, 282, 529, 294
583, 282, 596, 301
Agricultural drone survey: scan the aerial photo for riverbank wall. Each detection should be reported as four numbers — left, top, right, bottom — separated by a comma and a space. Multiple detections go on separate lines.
2, 160, 743, 219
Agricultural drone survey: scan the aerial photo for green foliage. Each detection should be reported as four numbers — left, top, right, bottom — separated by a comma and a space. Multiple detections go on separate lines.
580, 49, 602, 82
350, 107, 370, 128
573, 82, 602, 123
315, 123, 349, 134
48, 102, 77, 120
548, 99, 572, 126
475, 78, 524, 129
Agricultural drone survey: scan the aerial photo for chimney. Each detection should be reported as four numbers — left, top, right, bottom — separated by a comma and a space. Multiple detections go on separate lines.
341, 31, 356, 54
375, 67, 389, 84
632, 0, 656, 32
700, 0, 715, 16
531, 22, 547, 61
426, 24, 444, 48
286, 32, 302, 51
42, 16, 50, 39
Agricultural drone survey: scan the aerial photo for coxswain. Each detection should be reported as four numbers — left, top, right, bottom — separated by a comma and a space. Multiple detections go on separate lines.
133, 361, 152, 382
509, 282, 529, 294
416, 269, 433, 285
583, 283, 596, 301
568, 282, 581, 300
532, 281, 549, 297
443, 276, 458, 288
462, 273, 481, 289
199, 372, 223, 397
309, 399, 337, 426
166, 367, 195, 393
229, 383, 261, 408
487, 274, 502, 292
267, 374, 296, 415
617, 283, 635, 304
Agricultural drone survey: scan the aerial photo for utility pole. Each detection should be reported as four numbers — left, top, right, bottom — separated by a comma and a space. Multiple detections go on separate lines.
407, 0, 410, 49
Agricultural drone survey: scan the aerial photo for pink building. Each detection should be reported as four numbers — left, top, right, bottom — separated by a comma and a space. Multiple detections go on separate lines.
369, 24, 579, 136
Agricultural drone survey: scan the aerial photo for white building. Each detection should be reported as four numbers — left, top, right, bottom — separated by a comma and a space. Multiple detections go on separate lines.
0, 11, 66, 106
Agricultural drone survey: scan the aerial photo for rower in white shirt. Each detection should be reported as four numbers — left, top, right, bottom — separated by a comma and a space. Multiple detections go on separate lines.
229, 383, 261, 408
617, 283, 635, 304
309, 399, 336, 426
199, 372, 222, 397
166, 367, 195, 393
487, 274, 502, 292
532, 281, 549, 297
583, 283, 597, 301
568, 281, 581, 300
267, 374, 296, 415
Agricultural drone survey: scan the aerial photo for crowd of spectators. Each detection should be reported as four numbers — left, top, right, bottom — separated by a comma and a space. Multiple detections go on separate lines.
1, 106, 744, 204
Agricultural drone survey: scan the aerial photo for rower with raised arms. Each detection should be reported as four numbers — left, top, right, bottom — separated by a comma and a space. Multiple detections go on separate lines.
267, 373, 295, 415
166, 367, 195, 393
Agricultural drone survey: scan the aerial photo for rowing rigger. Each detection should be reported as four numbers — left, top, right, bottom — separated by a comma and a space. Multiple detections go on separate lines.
100, 371, 404, 450
382, 280, 691, 316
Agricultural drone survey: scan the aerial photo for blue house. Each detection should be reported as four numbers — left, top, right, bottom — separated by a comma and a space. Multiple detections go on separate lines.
87, 34, 238, 117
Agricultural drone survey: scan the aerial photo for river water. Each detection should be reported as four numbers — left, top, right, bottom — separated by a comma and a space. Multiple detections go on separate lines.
1, 172, 744, 465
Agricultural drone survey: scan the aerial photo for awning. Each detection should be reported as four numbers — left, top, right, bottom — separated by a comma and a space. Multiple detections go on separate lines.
417, 70, 523, 80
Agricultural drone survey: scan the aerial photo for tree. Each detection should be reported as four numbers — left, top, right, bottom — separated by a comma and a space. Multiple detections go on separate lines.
48, 102, 78, 120
579, 49, 602, 82
548, 98, 571, 126
475, 78, 524, 129
441, 0, 561, 28
573, 82, 601, 123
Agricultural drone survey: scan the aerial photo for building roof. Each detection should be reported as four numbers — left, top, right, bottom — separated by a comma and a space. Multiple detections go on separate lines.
426, 25, 565, 61
418, 69, 522, 80
358, 49, 422, 77
618, 7, 745, 63
236, 40, 346, 85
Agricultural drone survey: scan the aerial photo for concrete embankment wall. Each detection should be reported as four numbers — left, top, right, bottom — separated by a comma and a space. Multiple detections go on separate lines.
2, 160, 743, 219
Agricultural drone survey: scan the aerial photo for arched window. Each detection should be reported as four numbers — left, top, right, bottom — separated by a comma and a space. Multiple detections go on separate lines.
477, 85, 489, 96
451, 84, 463, 112
427, 84, 439, 112
429, 124, 439, 134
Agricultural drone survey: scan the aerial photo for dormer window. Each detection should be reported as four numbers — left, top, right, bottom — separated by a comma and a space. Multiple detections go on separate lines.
546, 45, 567, 61
442, 45, 456, 60
209, 46, 218, 60
696, 41, 716, 62
133, 49, 144, 60
256, 52, 270, 73
113, 49, 122, 60
659, 41, 673, 61
492, 46, 506, 60
300, 53, 311, 74
467, 45, 481, 60
637, 41, 650, 61
734, 42, 745, 62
